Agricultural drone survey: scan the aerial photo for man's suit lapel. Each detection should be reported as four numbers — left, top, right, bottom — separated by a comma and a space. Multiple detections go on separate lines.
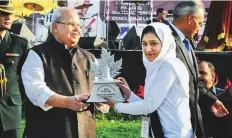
168, 24, 197, 80
175, 37, 197, 80
190, 40, 199, 82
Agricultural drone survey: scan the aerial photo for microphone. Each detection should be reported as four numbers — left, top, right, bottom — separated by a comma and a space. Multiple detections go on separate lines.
91, 13, 98, 18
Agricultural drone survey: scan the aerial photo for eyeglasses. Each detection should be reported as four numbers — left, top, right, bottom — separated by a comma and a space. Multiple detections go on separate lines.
56, 22, 82, 29
193, 16, 203, 27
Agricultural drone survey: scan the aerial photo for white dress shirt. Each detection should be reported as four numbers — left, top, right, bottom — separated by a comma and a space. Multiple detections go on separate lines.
21, 50, 109, 112
21, 50, 55, 111
115, 62, 193, 138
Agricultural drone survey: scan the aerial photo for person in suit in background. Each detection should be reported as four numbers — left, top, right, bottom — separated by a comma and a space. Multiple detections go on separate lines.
147, 8, 169, 25
198, 61, 224, 95
213, 86, 232, 138
0, 1, 31, 138
168, 1, 229, 137
198, 61, 225, 137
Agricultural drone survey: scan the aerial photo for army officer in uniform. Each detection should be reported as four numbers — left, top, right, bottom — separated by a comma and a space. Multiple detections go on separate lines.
0, 1, 31, 138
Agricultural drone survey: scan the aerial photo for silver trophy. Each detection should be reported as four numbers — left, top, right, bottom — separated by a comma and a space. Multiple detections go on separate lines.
87, 48, 124, 102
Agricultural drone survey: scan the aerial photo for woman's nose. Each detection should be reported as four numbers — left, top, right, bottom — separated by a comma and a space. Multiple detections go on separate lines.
146, 45, 152, 51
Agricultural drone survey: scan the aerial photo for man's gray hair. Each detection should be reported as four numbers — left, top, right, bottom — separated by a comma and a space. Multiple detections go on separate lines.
173, 0, 205, 18
50, 7, 74, 33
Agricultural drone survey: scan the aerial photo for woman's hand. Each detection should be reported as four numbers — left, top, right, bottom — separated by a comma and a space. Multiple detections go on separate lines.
117, 77, 131, 100
95, 102, 110, 113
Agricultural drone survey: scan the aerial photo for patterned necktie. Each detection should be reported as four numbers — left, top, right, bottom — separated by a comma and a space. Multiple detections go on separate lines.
183, 38, 190, 52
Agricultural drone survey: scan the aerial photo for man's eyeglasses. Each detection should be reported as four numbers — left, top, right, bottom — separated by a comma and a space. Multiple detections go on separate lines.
193, 16, 203, 27
56, 22, 82, 29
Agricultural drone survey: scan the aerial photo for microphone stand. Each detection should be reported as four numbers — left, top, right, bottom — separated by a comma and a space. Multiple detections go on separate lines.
106, 0, 110, 46
150, 0, 153, 24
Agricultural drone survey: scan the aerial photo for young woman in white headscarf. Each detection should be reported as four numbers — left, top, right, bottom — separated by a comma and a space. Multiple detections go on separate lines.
105, 22, 193, 138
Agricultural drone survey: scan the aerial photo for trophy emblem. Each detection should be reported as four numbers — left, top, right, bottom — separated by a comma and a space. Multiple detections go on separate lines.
87, 48, 124, 102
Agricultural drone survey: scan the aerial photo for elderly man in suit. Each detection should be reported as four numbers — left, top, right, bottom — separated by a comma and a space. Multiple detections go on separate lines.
21, 7, 108, 138
166, 1, 229, 138
0, 1, 31, 138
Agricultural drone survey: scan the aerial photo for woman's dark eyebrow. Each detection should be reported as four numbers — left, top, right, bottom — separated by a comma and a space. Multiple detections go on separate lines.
142, 40, 158, 42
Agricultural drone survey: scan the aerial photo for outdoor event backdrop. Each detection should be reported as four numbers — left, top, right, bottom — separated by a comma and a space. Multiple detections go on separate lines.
89, 50, 232, 98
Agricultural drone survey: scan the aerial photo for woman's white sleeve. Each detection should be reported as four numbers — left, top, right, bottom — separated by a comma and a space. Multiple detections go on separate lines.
115, 63, 176, 115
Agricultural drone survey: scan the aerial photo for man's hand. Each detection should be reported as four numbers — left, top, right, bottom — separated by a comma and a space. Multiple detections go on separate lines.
211, 100, 229, 117
65, 94, 89, 111
95, 102, 110, 113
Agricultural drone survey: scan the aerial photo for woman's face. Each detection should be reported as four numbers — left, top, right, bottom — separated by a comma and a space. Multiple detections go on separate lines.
142, 33, 162, 62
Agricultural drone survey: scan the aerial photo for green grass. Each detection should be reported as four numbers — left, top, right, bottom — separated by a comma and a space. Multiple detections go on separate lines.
20, 120, 141, 138
96, 120, 141, 138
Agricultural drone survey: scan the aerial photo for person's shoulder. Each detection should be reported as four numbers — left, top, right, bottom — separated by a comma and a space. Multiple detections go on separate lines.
160, 60, 176, 71
79, 48, 93, 55
163, 58, 188, 75
158, 61, 181, 80
162, 20, 170, 25
215, 87, 225, 94
9, 32, 28, 43
79, 48, 95, 60
163, 58, 183, 66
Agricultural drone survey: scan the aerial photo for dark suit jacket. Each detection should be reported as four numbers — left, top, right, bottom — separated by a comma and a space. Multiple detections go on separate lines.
0, 31, 30, 131
168, 23, 217, 138
200, 86, 226, 137
210, 89, 232, 138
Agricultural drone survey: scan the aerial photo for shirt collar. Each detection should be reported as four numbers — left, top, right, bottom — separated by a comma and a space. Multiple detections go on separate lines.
169, 22, 186, 42
210, 86, 217, 95
48, 34, 78, 50
0, 30, 6, 40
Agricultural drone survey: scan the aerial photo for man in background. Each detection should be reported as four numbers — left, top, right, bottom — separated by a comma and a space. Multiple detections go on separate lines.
167, 1, 228, 137
147, 8, 169, 24
198, 61, 224, 95
198, 61, 225, 137
58, 0, 68, 7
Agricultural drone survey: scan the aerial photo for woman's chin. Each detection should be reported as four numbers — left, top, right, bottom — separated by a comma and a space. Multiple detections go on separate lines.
147, 58, 155, 62
146, 56, 156, 62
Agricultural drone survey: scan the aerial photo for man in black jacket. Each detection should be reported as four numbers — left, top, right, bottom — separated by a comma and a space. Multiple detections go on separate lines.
168, 1, 229, 137
198, 61, 224, 96
198, 61, 225, 137
0, 1, 31, 138
21, 7, 109, 138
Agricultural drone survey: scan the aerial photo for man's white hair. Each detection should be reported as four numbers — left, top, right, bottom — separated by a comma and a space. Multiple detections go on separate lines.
50, 7, 76, 33
173, 0, 205, 19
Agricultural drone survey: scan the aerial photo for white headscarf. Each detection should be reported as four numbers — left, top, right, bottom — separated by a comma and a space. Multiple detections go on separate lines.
143, 22, 189, 98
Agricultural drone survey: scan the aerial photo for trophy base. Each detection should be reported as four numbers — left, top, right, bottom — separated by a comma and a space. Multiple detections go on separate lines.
87, 79, 124, 102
